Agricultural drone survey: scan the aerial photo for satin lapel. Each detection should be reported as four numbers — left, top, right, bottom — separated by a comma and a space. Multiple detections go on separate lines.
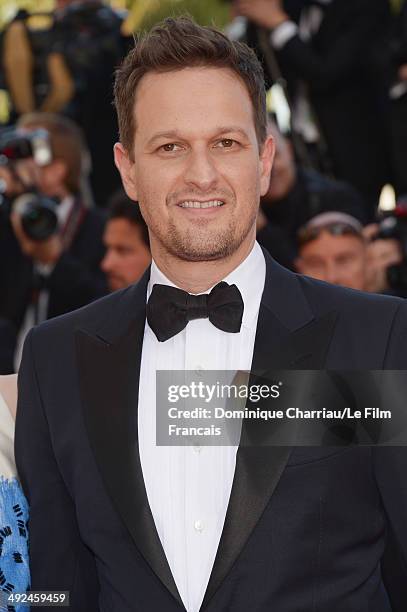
202, 255, 338, 609
76, 272, 183, 607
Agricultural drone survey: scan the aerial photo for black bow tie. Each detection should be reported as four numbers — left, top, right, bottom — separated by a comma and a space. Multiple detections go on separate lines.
146, 281, 244, 342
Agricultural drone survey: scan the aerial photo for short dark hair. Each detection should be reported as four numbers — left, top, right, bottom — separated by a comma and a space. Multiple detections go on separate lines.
114, 16, 267, 157
108, 190, 150, 248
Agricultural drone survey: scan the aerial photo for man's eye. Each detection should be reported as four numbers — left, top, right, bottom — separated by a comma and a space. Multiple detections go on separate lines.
216, 139, 236, 149
160, 143, 180, 152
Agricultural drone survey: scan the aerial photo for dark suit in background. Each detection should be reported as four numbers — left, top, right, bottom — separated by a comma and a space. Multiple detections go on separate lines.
262, 168, 367, 236
0, 203, 107, 332
15, 250, 407, 611
274, 0, 391, 211
387, 0, 407, 196
257, 168, 367, 269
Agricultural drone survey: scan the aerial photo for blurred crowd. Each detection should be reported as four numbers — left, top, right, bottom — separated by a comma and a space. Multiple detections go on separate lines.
1, 0, 407, 373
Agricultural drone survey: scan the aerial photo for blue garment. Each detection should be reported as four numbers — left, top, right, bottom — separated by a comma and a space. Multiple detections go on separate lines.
0, 477, 29, 612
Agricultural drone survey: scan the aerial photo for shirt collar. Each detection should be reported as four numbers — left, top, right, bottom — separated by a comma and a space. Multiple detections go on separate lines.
148, 241, 266, 331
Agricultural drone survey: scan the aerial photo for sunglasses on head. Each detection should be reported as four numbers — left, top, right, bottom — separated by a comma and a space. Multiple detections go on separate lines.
297, 222, 362, 246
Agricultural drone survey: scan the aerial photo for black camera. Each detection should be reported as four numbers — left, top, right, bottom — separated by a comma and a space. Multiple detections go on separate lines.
0, 128, 52, 166
374, 201, 407, 296
11, 193, 59, 242
0, 128, 59, 241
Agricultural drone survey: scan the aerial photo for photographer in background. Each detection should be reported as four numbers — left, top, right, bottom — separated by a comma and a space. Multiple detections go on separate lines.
101, 191, 151, 292
260, 121, 367, 234
0, 113, 107, 368
363, 205, 407, 297
387, 0, 407, 196
295, 211, 370, 290
294, 205, 407, 298
0, 9, 74, 123
256, 121, 367, 269
231, 0, 391, 215
52, 0, 132, 206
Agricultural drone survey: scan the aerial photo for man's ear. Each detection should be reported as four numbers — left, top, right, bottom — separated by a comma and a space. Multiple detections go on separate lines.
259, 134, 275, 197
113, 143, 138, 201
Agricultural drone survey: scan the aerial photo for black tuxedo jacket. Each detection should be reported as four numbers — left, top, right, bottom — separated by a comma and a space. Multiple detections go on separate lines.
16, 251, 407, 611
276, 0, 391, 207
0, 204, 107, 331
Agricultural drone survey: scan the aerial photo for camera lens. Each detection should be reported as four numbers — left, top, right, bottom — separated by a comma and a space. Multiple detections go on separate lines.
14, 193, 58, 241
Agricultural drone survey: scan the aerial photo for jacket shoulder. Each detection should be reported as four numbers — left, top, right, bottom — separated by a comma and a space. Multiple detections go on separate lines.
297, 273, 403, 318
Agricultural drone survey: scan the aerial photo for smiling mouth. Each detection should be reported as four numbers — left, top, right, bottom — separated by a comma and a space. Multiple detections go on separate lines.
178, 200, 225, 209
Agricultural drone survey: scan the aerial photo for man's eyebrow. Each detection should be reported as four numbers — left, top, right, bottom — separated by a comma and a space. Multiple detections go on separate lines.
214, 126, 251, 139
146, 131, 181, 147
146, 126, 251, 147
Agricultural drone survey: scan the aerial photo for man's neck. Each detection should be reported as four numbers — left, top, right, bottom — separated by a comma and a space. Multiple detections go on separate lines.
151, 234, 256, 294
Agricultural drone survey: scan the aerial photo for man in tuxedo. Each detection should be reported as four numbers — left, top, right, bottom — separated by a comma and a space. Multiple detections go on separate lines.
16, 16, 407, 612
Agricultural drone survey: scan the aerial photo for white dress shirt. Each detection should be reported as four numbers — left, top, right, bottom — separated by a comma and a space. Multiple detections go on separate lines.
138, 241, 266, 612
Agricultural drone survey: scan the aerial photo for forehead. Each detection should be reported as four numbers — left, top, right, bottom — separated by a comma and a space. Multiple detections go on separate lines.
133, 66, 256, 143
300, 232, 364, 256
106, 217, 141, 238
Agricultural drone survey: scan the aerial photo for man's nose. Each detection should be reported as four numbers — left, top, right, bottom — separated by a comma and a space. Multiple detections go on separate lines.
324, 262, 340, 285
101, 250, 114, 273
183, 149, 218, 191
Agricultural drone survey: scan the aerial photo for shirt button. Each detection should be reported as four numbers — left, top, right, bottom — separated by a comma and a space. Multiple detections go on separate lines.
195, 365, 204, 374
194, 520, 204, 532
193, 445, 202, 454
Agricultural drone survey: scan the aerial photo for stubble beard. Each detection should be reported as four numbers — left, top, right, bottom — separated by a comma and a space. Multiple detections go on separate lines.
139, 184, 259, 262
154, 209, 257, 262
